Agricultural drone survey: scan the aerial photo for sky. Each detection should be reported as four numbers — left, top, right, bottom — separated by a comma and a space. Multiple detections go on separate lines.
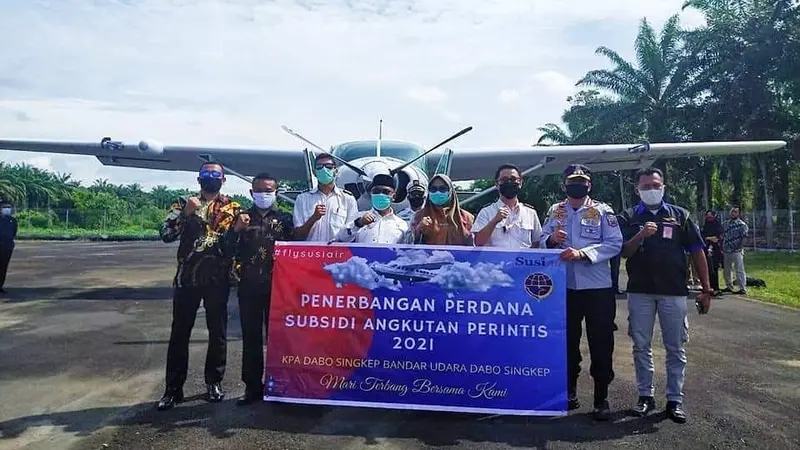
0, 0, 705, 196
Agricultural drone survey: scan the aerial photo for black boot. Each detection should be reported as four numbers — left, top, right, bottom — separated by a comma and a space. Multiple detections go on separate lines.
156, 389, 184, 411
592, 382, 610, 421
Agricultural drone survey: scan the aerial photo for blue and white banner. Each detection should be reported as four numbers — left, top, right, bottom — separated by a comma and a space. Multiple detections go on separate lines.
266, 242, 567, 416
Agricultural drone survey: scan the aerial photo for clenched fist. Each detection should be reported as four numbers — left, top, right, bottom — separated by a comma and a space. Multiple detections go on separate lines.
184, 196, 201, 216
234, 213, 250, 231
360, 212, 375, 226
312, 204, 327, 220
640, 221, 658, 238
493, 207, 510, 224
549, 222, 568, 246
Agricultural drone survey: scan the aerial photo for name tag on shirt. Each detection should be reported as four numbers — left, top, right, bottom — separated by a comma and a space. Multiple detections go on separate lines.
663, 225, 674, 239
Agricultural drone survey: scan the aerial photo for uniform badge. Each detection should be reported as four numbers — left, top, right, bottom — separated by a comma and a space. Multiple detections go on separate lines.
553, 205, 566, 220
583, 207, 600, 220
606, 214, 618, 227
663, 225, 674, 239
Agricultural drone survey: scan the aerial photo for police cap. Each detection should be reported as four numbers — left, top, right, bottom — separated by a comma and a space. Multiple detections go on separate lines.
564, 164, 592, 181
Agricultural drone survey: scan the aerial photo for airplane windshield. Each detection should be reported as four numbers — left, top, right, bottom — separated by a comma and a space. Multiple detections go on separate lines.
333, 140, 426, 170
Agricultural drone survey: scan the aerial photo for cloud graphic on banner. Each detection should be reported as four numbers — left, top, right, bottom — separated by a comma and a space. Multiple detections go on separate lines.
432, 262, 514, 294
324, 256, 400, 291
391, 249, 456, 266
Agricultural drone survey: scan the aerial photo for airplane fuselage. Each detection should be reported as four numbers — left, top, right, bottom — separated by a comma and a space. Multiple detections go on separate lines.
326, 140, 437, 212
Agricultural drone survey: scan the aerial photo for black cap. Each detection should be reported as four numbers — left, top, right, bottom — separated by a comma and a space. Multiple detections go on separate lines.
563, 164, 592, 181
371, 173, 395, 189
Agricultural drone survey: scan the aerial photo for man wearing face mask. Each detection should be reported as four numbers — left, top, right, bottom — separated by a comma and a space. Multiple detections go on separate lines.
618, 167, 711, 424
293, 153, 358, 242
539, 164, 623, 421
397, 180, 427, 224
0, 200, 17, 294
721, 206, 749, 295
473, 163, 542, 248
157, 163, 241, 411
221, 173, 293, 405
335, 174, 408, 244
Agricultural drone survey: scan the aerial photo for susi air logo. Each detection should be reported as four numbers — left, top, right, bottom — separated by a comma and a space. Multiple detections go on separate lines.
524, 272, 554, 301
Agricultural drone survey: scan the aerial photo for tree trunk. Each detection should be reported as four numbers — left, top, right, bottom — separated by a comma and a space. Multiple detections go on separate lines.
756, 154, 774, 246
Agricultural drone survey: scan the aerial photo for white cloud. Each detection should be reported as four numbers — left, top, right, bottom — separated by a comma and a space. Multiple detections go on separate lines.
0, 0, 705, 194
405, 86, 447, 104
498, 89, 521, 104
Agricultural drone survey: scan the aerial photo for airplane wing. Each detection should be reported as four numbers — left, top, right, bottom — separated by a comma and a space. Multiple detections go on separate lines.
394, 261, 453, 270
448, 140, 787, 181
0, 137, 309, 181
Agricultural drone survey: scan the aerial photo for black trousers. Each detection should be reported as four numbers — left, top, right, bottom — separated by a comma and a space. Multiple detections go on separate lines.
0, 246, 12, 288
567, 288, 616, 401
610, 255, 621, 292
707, 246, 723, 291
165, 285, 230, 392
238, 282, 271, 394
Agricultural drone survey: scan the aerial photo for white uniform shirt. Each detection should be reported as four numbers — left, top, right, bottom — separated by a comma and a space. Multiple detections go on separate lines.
292, 186, 359, 242
471, 199, 542, 249
336, 209, 409, 244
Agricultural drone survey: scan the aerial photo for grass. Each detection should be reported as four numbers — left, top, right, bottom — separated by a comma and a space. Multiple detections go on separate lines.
734, 251, 800, 308
17, 227, 160, 241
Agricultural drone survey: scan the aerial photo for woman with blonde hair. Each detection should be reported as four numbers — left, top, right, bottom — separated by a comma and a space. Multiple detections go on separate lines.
411, 174, 474, 246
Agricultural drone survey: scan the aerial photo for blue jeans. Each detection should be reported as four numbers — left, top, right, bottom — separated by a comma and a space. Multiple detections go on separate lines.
627, 294, 689, 402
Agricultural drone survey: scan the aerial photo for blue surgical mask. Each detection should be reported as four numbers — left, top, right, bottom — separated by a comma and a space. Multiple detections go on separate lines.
315, 167, 335, 184
429, 191, 450, 206
371, 193, 392, 211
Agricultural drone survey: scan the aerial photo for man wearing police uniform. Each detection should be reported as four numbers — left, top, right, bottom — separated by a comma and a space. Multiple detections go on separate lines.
335, 174, 409, 244
397, 179, 426, 224
293, 153, 359, 242
539, 164, 623, 420
221, 173, 294, 405
473, 163, 542, 248
618, 167, 711, 424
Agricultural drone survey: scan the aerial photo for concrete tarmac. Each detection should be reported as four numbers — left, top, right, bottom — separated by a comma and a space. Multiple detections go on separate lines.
0, 241, 797, 450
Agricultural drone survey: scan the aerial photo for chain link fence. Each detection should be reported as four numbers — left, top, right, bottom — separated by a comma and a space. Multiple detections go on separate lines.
692, 209, 798, 252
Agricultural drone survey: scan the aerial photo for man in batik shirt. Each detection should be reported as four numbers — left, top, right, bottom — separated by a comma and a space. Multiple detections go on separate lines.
221, 172, 294, 405
156, 162, 240, 411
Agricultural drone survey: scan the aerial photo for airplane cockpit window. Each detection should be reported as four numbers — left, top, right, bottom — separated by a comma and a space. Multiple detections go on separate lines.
333, 141, 426, 170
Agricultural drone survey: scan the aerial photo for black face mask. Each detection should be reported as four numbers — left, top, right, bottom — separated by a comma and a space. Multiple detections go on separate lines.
199, 178, 222, 193
409, 197, 425, 209
498, 182, 521, 199
565, 184, 589, 199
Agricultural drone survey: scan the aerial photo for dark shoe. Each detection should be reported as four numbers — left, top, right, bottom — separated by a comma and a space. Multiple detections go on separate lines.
567, 394, 580, 410
206, 383, 224, 402
721, 287, 732, 293
736, 290, 747, 295
0, 288, 6, 294
156, 390, 184, 411
592, 400, 611, 421
237, 389, 263, 406
631, 396, 656, 417
666, 401, 687, 423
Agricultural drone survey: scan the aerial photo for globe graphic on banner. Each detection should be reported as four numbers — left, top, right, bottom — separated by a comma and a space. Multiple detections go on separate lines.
524, 272, 553, 300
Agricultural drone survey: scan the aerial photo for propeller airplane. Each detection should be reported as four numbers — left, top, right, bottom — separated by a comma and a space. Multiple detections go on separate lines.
0, 121, 787, 212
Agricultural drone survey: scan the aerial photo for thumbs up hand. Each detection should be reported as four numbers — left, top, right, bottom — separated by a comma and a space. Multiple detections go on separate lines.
550, 221, 568, 245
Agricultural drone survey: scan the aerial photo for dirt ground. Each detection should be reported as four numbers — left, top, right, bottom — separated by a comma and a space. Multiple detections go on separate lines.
0, 241, 797, 450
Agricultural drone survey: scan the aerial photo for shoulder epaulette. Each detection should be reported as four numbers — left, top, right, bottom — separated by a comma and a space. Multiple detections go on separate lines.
342, 189, 354, 196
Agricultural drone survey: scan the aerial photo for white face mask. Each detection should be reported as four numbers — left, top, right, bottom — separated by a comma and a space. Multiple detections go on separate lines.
1, 208, 10, 216
252, 192, 276, 209
638, 188, 664, 206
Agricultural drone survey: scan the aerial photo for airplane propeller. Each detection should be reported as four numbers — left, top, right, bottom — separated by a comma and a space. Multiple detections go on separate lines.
281, 125, 368, 177
389, 126, 473, 176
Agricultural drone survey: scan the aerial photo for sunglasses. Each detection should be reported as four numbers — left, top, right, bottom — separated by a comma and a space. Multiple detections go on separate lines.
315, 163, 336, 170
429, 185, 450, 193
199, 169, 223, 179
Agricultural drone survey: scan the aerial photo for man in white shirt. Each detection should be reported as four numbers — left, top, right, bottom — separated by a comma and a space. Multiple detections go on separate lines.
335, 174, 409, 244
472, 163, 542, 248
292, 153, 359, 242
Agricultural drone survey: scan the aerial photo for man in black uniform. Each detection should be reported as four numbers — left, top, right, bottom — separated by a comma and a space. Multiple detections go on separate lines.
0, 199, 17, 294
618, 167, 712, 424
222, 173, 294, 405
